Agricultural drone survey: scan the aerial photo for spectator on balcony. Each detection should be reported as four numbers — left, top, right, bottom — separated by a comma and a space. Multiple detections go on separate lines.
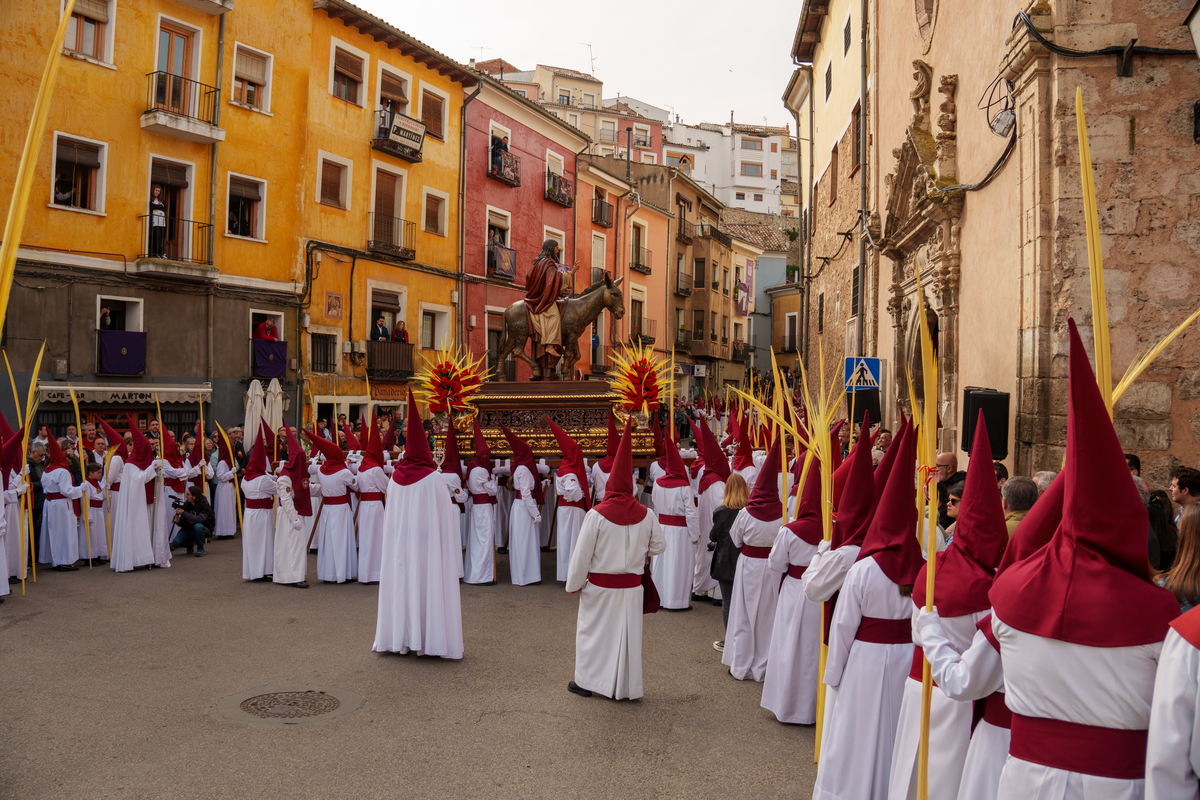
392, 320, 409, 343
491, 135, 509, 175
148, 185, 168, 258
54, 172, 77, 207
98, 305, 114, 331
253, 319, 278, 341
370, 314, 390, 342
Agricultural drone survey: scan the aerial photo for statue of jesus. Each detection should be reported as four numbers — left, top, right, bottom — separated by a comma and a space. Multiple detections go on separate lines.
524, 239, 578, 380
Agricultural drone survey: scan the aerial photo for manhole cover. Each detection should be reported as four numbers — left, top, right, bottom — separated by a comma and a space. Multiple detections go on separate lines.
214, 684, 363, 727
240, 691, 340, 719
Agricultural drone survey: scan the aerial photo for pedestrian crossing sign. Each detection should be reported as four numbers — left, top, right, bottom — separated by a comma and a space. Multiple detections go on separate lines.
844, 357, 881, 391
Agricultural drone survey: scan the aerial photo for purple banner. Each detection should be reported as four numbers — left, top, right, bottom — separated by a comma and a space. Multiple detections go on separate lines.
98, 330, 146, 375
252, 340, 287, 378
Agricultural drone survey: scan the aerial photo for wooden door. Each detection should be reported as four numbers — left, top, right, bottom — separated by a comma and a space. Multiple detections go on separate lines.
373, 171, 397, 243
156, 22, 193, 114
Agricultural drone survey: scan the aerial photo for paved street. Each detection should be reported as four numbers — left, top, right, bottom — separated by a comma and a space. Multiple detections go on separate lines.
1, 542, 816, 800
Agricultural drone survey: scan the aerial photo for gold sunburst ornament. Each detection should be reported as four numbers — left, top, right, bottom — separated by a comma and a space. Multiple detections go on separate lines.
608, 341, 671, 427
414, 347, 490, 430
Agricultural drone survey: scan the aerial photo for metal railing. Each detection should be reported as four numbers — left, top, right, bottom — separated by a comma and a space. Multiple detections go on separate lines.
677, 219, 695, 243
366, 340, 415, 380
779, 339, 798, 354
712, 277, 720, 291
488, 242, 518, 280
367, 213, 415, 260
732, 341, 750, 361
675, 270, 693, 296
592, 198, 614, 227
630, 246, 651, 275
545, 172, 574, 207
632, 133, 651, 148
590, 345, 614, 374
698, 222, 733, 249
488, 149, 521, 186
145, 71, 219, 126
371, 109, 423, 162
598, 129, 619, 143
138, 215, 212, 264
710, 331, 718, 342
629, 318, 657, 346
674, 330, 692, 352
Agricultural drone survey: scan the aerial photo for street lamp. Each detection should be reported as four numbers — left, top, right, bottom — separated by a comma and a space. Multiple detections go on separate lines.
1188, 0, 1200, 142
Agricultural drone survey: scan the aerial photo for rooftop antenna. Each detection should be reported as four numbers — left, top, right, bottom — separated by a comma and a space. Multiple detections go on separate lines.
581, 43, 596, 75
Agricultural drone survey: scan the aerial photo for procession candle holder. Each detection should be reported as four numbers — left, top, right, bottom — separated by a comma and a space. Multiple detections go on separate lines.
725, 440, 740, 458
433, 443, 446, 472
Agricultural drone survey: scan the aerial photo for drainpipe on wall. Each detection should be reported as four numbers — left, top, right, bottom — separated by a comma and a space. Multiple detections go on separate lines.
803, 66, 815, 371
572, 141, 588, 295
855, 0, 868, 358
208, 11, 225, 412
457, 82, 483, 350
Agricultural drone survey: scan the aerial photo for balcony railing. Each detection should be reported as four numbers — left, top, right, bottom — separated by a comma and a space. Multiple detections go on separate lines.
366, 340, 415, 380
371, 110, 423, 163
598, 129, 619, 143
138, 215, 213, 265
674, 330, 692, 353
545, 172, 574, 207
630, 246, 652, 275
732, 341, 750, 361
677, 219, 695, 243
590, 345, 614, 374
710, 331, 718, 342
145, 71, 219, 127
488, 149, 521, 186
780, 339, 798, 354
488, 242, 518, 280
632, 133, 651, 148
698, 222, 733, 249
711, 278, 720, 291
630, 318, 657, 346
675, 271, 693, 297
367, 213, 416, 261
592, 198, 614, 227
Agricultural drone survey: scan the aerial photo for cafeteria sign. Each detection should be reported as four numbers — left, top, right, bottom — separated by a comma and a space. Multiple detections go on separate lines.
389, 114, 427, 153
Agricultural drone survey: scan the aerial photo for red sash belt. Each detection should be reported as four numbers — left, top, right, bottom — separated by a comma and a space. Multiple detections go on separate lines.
559, 498, 586, 510
109, 482, 120, 491
909, 649, 937, 685
358, 492, 385, 502
46, 492, 66, 501
788, 563, 807, 580
983, 693, 1012, 730
855, 616, 912, 644
245, 498, 273, 510
741, 544, 771, 559
1009, 713, 1146, 780
322, 494, 350, 506
470, 493, 497, 505
658, 514, 687, 527
588, 572, 641, 589
89, 499, 103, 508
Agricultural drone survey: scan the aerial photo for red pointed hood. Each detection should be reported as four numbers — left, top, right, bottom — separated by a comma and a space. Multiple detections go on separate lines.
786, 455, 825, 545
242, 426, 269, 482
306, 426, 347, 475
99, 418, 128, 461
186, 423, 204, 469
441, 423, 463, 476
41, 428, 68, 474
745, 436, 783, 522
914, 411, 1009, 617
381, 417, 398, 454
856, 420, 922, 585
596, 411, 620, 473
593, 417, 647, 525
990, 319, 1179, 645
656, 427, 690, 490
697, 415, 731, 493
160, 426, 183, 468
732, 410, 755, 470
995, 474, 1063, 577
830, 419, 846, 470
340, 421, 362, 452
360, 413, 386, 472
650, 414, 665, 458
468, 418, 491, 473
0, 413, 13, 445
831, 411, 878, 549
687, 419, 706, 479
125, 416, 155, 470
720, 409, 740, 449
392, 389, 436, 486
499, 423, 544, 505
0, 426, 24, 490
873, 413, 908, 498
280, 421, 312, 517
260, 420, 278, 462
548, 418, 589, 508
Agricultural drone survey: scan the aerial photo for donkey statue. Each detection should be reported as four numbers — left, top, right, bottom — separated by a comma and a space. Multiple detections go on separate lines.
495, 274, 626, 380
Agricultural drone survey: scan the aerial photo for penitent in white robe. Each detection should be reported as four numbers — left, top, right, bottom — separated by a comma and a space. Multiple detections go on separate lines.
1147, 626, 1200, 800
151, 463, 190, 569
888, 604, 987, 800
272, 476, 308, 586
77, 480, 108, 560
109, 463, 157, 572
649, 481, 700, 610
693, 480, 725, 596
993, 615, 1161, 800
373, 470, 463, 658
565, 509, 665, 700
590, 463, 610, 505
304, 462, 322, 549
554, 473, 586, 583
723, 510, 784, 681
760, 525, 822, 724
0, 488, 7, 596
539, 471, 556, 549
439, 470, 467, 580
315, 468, 357, 583
464, 465, 498, 584
355, 466, 389, 584
213, 459, 237, 538
39, 468, 83, 566
803, 540, 864, 737
812, 555, 914, 800
240, 474, 277, 580
5, 469, 27, 579
508, 465, 541, 586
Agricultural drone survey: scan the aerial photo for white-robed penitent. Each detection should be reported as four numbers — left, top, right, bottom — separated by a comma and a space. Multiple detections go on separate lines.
272, 423, 313, 587
77, 478, 108, 560
239, 433, 277, 581
692, 419, 729, 597
373, 390, 463, 659
354, 462, 389, 584
1147, 615, 1200, 800
546, 420, 590, 585
463, 425, 499, 585
4, 460, 25, 580
108, 418, 158, 572
566, 418, 665, 700
38, 441, 83, 567
648, 434, 699, 610
500, 424, 543, 586
213, 457, 237, 539
435, 424, 468, 581
308, 435, 358, 584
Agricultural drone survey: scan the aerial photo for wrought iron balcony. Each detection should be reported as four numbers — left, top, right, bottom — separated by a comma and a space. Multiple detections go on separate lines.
141, 72, 223, 144
592, 198, 614, 227
545, 172, 574, 207
372, 110, 424, 163
630, 246, 651, 275
630, 318, 657, 346
677, 219, 695, 243
675, 271, 693, 297
632, 133, 651, 148
598, 129, 619, 143
710, 331, 718, 342
366, 340, 415, 380
138, 215, 213, 265
732, 341, 750, 361
367, 213, 416, 261
487, 242, 518, 280
674, 330, 693, 353
488, 149, 521, 186
779, 339, 798, 354
698, 222, 733, 249
590, 345, 614, 374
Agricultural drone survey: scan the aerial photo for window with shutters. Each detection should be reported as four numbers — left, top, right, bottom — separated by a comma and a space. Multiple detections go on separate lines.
52, 134, 105, 212
420, 311, 436, 349
420, 90, 445, 140
227, 174, 265, 240
232, 45, 271, 111
422, 189, 447, 236
65, 0, 109, 61
332, 46, 363, 105
378, 69, 409, 115
320, 160, 344, 208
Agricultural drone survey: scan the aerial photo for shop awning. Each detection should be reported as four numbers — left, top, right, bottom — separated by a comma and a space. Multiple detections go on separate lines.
39, 383, 212, 405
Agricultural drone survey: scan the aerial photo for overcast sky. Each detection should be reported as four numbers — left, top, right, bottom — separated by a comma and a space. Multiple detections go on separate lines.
354, 0, 799, 130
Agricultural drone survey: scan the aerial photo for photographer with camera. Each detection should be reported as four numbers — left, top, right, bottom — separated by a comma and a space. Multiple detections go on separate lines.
171, 485, 213, 557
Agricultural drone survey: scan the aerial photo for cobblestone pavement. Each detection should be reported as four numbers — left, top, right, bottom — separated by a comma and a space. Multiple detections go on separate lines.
0, 540, 816, 800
